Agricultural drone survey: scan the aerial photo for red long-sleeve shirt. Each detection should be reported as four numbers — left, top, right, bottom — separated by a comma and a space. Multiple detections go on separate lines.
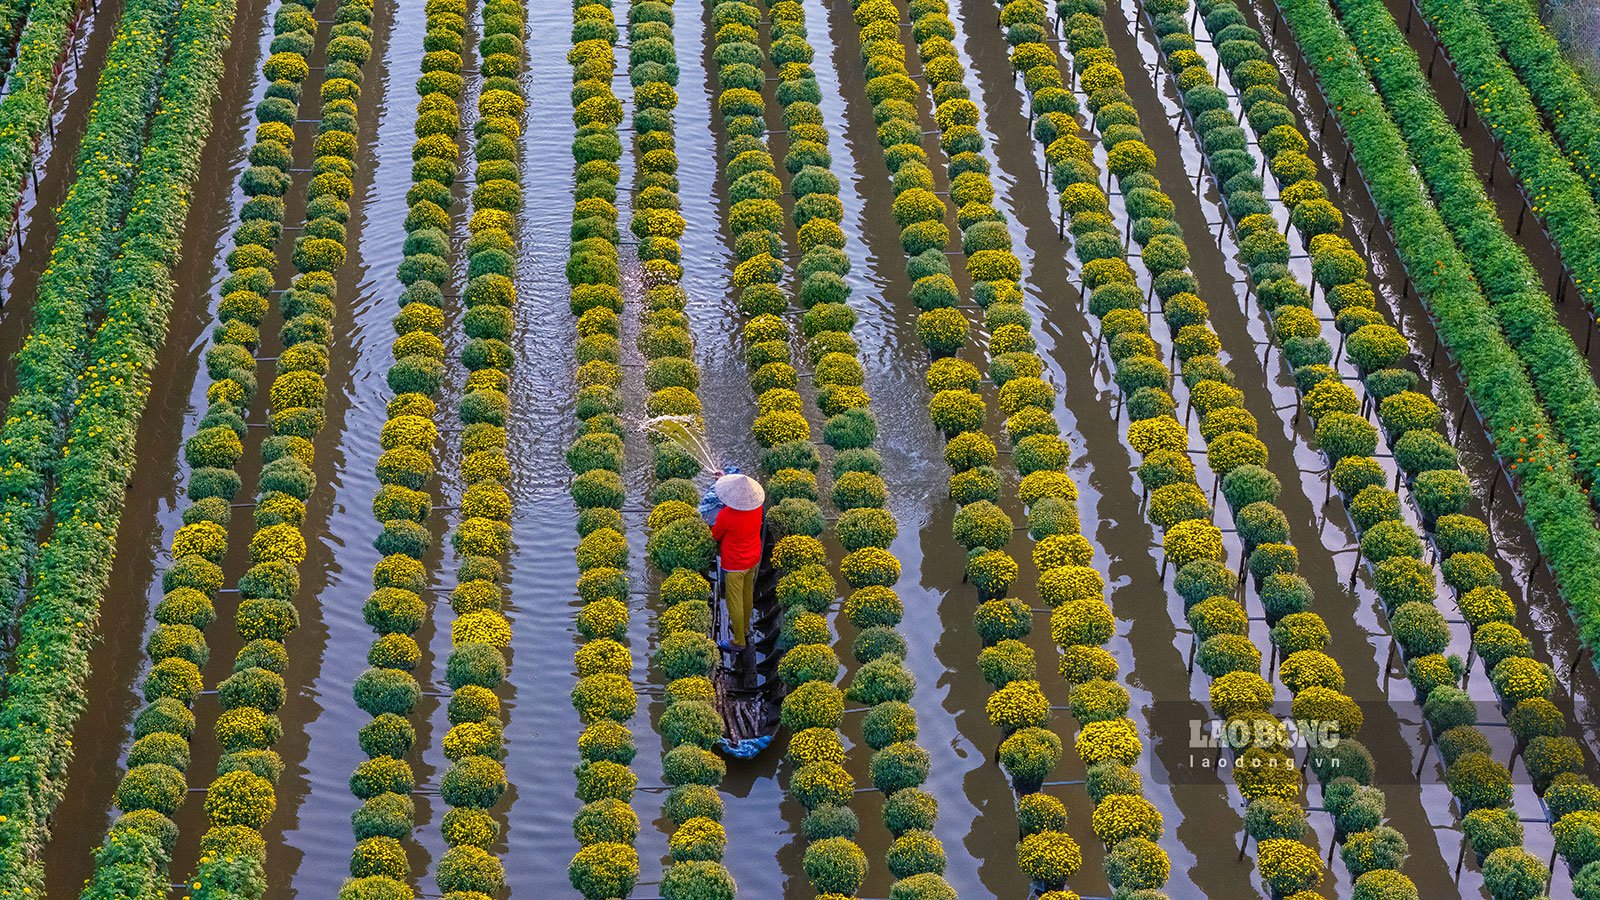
711, 505, 763, 570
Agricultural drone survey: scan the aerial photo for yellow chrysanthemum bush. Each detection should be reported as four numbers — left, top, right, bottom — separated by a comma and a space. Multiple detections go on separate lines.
565, 2, 647, 897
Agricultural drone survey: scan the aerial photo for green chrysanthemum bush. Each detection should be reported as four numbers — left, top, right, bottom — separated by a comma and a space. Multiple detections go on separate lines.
951, 500, 1013, 551
569, 841, 641, 900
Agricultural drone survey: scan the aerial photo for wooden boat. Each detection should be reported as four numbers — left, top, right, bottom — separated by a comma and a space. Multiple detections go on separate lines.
710, 522, 784, 758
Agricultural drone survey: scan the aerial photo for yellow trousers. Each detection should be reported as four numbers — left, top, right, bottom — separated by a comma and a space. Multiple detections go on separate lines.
724, 567, 755, 646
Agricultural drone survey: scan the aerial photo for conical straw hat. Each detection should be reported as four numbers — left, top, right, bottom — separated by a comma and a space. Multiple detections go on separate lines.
714, 473, 765, 511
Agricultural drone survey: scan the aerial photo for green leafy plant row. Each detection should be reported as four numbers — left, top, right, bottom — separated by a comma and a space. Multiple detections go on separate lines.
0, 0, 231, 888
335, 0, 475, 896
1157, 0, 1581, 893
1476, 0, 1600, 211
1408, 0, 1600, 358
0, 0, 96, 246
0, 0, 38, 76
1323, 0, 1600, 546
564, 1, 645, 896
848, 0, 1101, 891
75, 0, 317, 891
0, 0, 178, 640
631, 0, 741, 897
175, 0, 377, 892
1276, 0, 1600, 664
1276, 0, 1600, 889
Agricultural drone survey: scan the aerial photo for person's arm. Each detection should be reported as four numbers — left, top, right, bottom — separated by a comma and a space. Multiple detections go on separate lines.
710, 506, 729, 541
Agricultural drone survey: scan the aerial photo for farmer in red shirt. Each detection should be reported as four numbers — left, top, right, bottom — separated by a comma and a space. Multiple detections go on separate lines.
710, 473, 764, 651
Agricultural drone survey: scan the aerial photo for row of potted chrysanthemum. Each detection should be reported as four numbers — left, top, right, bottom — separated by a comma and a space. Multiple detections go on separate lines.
416, 0, 529, 892
631, 0, 745, 896
1045, 2, 1380, 893
709, 3, 884, 895
957, 1, 1198, 895
724, 0, 956, 894
563, 1, 646, 896
175, 0, 378, 892
893, 0, 1156, 892
335, 0, 476, 895
845, 0, 1108, 893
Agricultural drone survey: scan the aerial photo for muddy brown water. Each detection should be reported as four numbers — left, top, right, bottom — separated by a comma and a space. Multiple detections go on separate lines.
24, 0, 1600, 895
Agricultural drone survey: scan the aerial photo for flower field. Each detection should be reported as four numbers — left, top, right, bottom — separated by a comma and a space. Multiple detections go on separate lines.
0, 0, 1599, 895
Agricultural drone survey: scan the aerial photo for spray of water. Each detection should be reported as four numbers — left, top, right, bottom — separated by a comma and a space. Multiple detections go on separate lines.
641, 414, 718, 473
